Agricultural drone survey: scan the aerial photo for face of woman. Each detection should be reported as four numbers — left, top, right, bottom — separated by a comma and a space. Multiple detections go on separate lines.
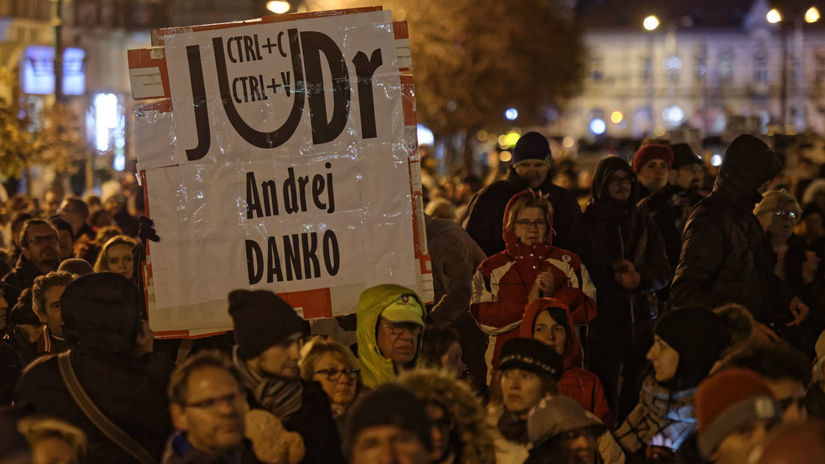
107, 244, 134, 279
533, 311, 566, 356
768, 206, 798, 242
512, 207, 548, 246
500, 368, 544, 415
637, 159, 670, 192
647, 335, 680, 383
439, 341, 464, 379
312, 353, 357, 409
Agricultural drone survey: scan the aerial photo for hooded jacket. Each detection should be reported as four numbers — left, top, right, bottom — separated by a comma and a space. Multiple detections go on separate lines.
519, 299, 612, 427
470, 191, 597, 370
581, 157, 671, 339
355, 284, 425, 388
670, 135, 786, 323
462, 167, 587, 258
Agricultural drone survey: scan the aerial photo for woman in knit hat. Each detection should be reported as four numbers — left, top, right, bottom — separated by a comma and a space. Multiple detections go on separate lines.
486, 337, 563, 464
470, 190, 596, 380
615, 308, 729, 461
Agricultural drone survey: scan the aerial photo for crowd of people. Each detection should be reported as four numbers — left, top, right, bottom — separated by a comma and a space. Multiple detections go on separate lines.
2, 131, 825, 464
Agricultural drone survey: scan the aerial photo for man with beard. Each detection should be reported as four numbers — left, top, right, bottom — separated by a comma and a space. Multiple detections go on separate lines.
463, 132, 585, 258
228, 290, 344, 464
2, 219, 61, 307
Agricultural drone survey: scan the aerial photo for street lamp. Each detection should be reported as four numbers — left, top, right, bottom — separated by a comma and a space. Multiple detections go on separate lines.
805, 7, 821, 23
266, 1, 291, 14
643, 15, 660, 31
767, 8, 782, 23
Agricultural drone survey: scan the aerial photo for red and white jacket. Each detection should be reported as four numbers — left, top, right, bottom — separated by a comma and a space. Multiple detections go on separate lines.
470, 191, 597, 373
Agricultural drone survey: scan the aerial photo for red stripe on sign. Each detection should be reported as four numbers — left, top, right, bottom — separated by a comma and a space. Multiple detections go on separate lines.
393, 21, 409, 39
136, 99, 172, 113
401, 74, 416, 126
279, 288, 332, 319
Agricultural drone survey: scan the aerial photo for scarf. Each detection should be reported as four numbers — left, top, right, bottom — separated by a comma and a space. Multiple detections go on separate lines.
233, 347, 304, 422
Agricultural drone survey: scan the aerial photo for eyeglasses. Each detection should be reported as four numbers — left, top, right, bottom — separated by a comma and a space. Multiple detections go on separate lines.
378, 320, 423, 337
185, 391, 246, 411
514, 219, 547, 230
314, 368, 360, 381
27, 234, 58, 246
774, 210, 798, 221
607, 177, 634, 187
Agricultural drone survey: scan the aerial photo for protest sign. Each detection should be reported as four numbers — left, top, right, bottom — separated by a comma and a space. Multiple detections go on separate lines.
128, 8, 431, 337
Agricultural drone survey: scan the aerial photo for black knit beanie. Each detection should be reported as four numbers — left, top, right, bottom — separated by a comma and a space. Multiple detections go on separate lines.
344, 383, 433, 455
513, 132, 551, 166
654, 308, 730, 389
228, 290, 308, 359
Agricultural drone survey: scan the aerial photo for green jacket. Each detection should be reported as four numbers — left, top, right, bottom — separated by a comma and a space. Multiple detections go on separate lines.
355, 284, 424, 388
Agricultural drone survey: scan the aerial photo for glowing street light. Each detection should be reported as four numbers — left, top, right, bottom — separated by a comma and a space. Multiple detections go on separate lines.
643, 15, 660, 31
266, 1, 291, 14
505, 108, 519, 121
805, 6, 820, 23
610, 111, 624, 124
767, 8, 782, 24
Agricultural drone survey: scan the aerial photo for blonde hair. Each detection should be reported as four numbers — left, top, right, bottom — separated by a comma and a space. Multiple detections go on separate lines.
753, 189, 802, 219
300, 338, 362, 393
504, 192, 554, 230
93, 235, 137, 273
17, 416, 87, 458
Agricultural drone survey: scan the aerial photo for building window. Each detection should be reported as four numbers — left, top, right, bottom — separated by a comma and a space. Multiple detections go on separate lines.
754, 50, 769, 83
719, 50, 735, 84
665, 55, 682, 84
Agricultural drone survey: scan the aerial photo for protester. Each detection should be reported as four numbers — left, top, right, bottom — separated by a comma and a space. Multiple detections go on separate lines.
615, 308, 729, 459
724, 343, 810, 423
398, 367, 497, 464
671, 135, 789, 333
487, 337, 563, 464
471, 190, 596, 373
581, 156, 671, 420
463, 131, 585, 257
93, 235, 137, 280
2, 219, 61, 306
520, 297, 612, 426
355, 284, 426, 388
300, 338, 362, 434
31, 271, 75, 355
425, 213, 489, 391
669, 144, 706, 194
165, 350, 263, 463
418, 326, 466, 380
14, 272, 173, 462
48, 217, 74, 261
525, 396, 609, 464
677, 368, 780, 464
17, 416, 87, 464
344, 383, 433, 464
227, 289, 344, 464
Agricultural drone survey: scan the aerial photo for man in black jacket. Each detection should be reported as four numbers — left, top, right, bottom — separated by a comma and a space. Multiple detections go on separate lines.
228, 290, 344, 464
462, 131, 585, 258
671, 134, 791, 331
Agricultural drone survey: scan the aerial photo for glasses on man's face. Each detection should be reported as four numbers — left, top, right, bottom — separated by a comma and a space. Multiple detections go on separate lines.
314, 367, 360, 382
515, 219, 547, 230
185, 390, 246, 411
379, 320, 422, 337
774, 209, 798, 222
28, 234, 58, 246
607, 176, 634, 187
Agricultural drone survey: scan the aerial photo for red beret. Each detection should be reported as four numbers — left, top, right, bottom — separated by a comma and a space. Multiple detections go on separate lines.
633, 144, 674, 172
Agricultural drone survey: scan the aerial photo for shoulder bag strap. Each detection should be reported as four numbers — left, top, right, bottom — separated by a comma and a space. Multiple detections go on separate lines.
57, 351, 158, 464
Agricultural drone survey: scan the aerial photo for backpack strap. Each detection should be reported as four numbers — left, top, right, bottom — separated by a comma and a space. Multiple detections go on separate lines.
57, 351, 157, 464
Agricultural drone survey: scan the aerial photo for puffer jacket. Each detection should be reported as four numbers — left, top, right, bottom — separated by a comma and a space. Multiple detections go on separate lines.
520, 299, 612, 427
462, 167, 586, 258
582, 157, 671, 341
355, 284, 425, 388
470, 191, 597, 370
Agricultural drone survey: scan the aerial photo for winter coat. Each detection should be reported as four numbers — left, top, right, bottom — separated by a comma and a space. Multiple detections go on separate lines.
425, 214, 487, 328
355, 285, 426, 388
397, 367, 497, 464
161, 432, 264, 464
243, 379, 343, 464
470, 192, 597, 370
637, 184, 704, 271
582, 157, 671, 341
0, 327, 38, 405
1, 254, 46, 307
520, 299, 612, 427
670, 181, 788, 323
463, 168, 587, 258
14, 349, 174, 462
615, 375, 697, 455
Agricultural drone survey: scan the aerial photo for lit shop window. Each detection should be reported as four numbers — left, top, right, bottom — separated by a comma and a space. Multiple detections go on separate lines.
88, 93, 126, 170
